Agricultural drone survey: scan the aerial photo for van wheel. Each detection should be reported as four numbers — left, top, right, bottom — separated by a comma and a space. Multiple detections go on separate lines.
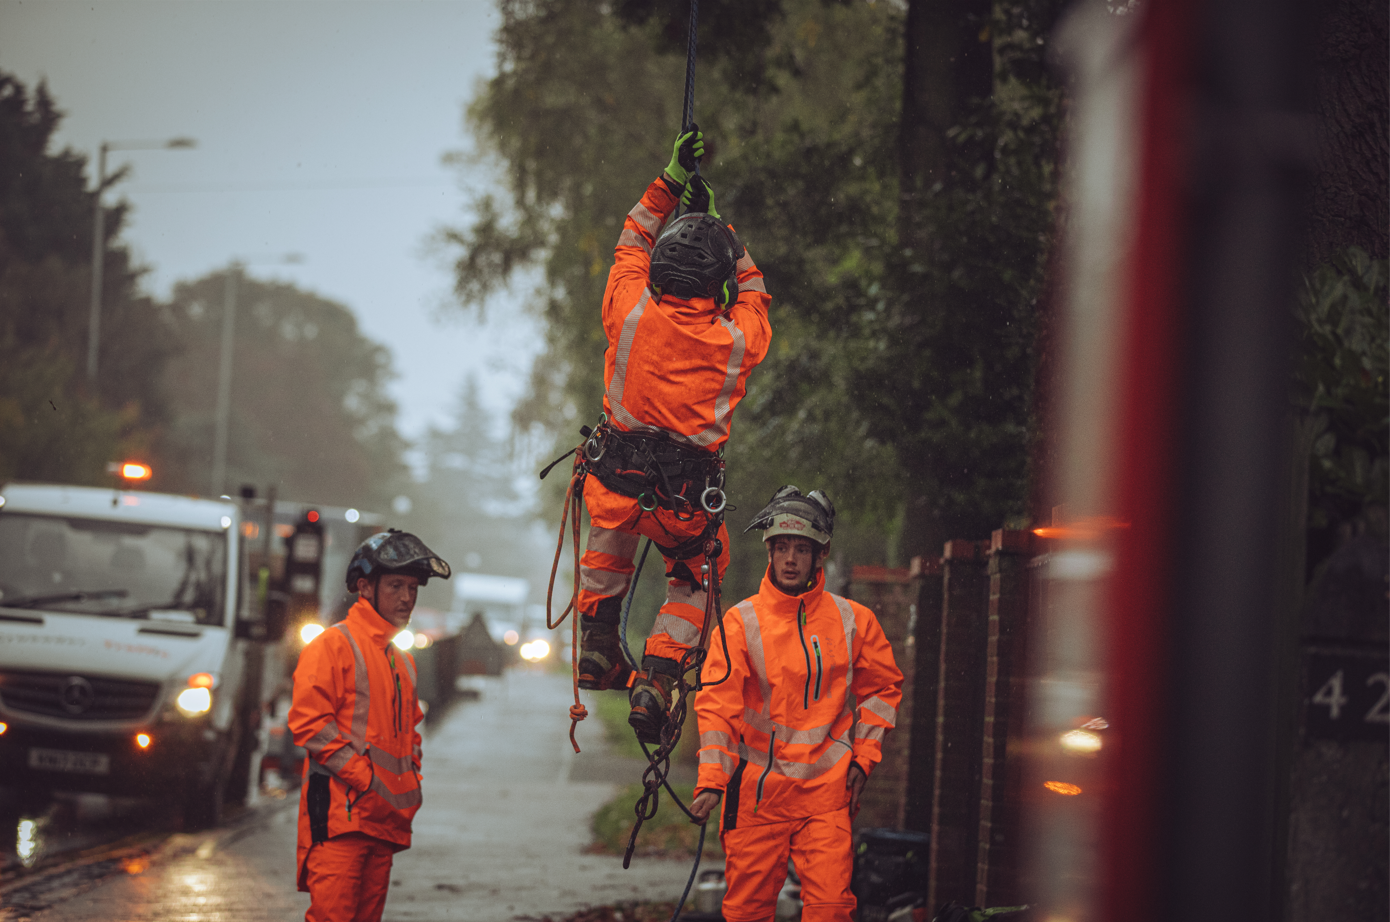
182, 773, 225, 831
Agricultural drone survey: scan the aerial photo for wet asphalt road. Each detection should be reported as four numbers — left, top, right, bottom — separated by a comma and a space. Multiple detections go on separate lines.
1, 670, 706, 921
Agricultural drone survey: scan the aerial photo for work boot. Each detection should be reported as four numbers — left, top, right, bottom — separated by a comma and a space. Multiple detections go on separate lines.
577, 613, 632, 691
628, 663, 679, 745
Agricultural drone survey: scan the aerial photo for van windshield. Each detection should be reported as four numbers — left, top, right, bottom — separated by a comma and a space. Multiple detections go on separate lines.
0, 513, 227, 625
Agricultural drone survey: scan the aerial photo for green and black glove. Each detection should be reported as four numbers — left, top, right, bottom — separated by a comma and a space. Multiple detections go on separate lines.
664, 123, 705, 188
680, 174, 719, 219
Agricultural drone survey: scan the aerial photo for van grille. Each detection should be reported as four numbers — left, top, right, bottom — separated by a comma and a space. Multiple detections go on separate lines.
0, 671, 161, 721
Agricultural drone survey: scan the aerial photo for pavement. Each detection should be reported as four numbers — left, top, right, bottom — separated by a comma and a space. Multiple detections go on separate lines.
3, 670, 707, 922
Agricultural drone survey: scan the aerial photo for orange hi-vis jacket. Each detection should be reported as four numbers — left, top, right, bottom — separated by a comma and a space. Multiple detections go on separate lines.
695, 569, 903, 828
291, 598, 424, 889
601, 175, 771, 451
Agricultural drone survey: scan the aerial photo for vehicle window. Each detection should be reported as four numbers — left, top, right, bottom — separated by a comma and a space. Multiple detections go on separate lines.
0, 513, 227, 625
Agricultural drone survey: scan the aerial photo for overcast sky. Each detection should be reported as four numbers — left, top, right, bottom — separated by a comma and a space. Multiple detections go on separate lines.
0, 0, 540, 450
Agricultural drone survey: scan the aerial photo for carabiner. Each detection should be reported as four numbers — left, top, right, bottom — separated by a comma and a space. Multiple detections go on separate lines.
638, 492, 659, 512
701, 486, 726, 515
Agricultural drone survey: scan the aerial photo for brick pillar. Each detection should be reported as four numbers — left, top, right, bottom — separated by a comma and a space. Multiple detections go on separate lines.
849, 565, 918, 831
975, 529, 1037, 906
904, 555, 944, 832
926, 538, 990, 911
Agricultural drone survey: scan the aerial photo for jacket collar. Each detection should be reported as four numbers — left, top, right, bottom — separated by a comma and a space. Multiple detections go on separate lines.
757, 567, 827, 613
347, 597, 399, 648
656, 291, 722, 325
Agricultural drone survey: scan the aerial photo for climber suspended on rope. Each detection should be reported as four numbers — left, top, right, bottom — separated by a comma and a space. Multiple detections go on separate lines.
567, 125, 772, 744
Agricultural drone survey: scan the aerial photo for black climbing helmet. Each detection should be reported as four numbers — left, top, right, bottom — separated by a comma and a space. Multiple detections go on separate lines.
345, 529, 452, 593
743, 485, 835, 546
648, 213, 744, 308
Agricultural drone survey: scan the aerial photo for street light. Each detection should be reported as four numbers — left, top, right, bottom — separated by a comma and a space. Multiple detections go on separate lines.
210, 253, 305, 496
87, 137, 197, 382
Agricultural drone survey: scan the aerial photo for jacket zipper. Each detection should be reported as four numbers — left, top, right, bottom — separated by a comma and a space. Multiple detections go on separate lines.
810, 636, 823, 701
754, 731, 775, 814
796, 601, 812, 709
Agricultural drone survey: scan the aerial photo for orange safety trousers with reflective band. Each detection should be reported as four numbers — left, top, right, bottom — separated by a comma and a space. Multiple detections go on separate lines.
694, 570, 903, 826
579, 478, 731, 663
291, 598, 424, 892
601, 175, 771, 451
303, 832, 394, 922
720, 811, 856, 922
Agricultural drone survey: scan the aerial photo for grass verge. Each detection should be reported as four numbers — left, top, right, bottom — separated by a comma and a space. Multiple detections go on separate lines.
590, 782, 722, 859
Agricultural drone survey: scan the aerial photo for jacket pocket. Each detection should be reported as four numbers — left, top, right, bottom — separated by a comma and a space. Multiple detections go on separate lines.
308, 771, 330, 843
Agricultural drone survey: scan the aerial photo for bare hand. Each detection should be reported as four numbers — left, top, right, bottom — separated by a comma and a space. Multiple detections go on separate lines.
846, 763, 867, 819
689, 790, 722, 824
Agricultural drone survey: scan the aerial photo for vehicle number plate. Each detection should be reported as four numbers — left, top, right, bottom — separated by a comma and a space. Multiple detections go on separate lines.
28, 748, 111, 775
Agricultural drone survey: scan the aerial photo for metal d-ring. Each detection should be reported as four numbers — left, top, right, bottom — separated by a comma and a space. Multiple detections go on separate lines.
638, 492, 659, 512
700, 486, 726, 515
584, 434, 606, 462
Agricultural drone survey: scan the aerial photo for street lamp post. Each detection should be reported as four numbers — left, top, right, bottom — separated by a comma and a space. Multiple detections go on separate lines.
209, 253, 304, 496
86, 137, 196, 382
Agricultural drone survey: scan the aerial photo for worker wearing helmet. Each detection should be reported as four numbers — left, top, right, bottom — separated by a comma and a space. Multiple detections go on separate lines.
691, 488, 903, 922
290, 529, 451, 922
577, 125, 772, 744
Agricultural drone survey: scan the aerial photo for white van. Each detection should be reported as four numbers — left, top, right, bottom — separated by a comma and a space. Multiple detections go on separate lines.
0, 483, 277, 829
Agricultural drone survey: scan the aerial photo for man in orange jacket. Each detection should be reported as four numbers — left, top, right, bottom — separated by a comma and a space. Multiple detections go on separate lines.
576, 125, 772, 744
691, 487, 903, 922
290, 530, 451, 922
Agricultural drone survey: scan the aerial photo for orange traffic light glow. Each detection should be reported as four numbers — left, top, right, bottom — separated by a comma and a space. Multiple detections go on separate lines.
121, 462, 153, 481
187, 673, 215, 688
1044, 781, 1083, 796
135, 733, 152, 749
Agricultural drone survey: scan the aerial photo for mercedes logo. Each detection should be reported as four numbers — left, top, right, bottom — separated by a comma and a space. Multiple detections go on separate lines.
60, 676, 95, 715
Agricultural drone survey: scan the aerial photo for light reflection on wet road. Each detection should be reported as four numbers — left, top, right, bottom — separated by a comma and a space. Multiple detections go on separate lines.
2, 671, 702, 921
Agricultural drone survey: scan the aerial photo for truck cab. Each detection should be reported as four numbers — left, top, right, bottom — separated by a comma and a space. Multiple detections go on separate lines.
0, 483, 269, 829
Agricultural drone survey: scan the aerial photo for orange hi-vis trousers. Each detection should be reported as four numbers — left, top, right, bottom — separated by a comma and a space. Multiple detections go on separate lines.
719, 810, 856, 922
303, 832, 394, 922
578, 477, 730, 664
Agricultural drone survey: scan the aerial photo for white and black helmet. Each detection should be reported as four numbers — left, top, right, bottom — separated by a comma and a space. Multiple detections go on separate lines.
743, 485, 835, 547
345, 529, 451, 592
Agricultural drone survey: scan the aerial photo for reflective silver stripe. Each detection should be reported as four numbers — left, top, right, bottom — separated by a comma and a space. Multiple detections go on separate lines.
617, 228, 652, 253
628, 202, 664, 237
736, 251, 755, 274
324, 746, 356, 774
686, 316, 745, 448
580, 565, 631, 598
855, 724, 886, 742
651, 612, 701, 647
700, 748, 738, 774
304, 721, 342, 755
700, 730, 734, 750
737, 735, 851, 781
401, 651, 416, 686
369, 746, 415, 776
738, 275, 767, 294
860, 695, 898, 727
741, 708, 834, 747
370, 774, 423, 812
736, 602, 771, 714
413, 743, 422, 767
606, 290, 653, 435
666, 581, 707, 614
588, 526, 641, 559
830, 595, 857, 694
333, 623, 371, 749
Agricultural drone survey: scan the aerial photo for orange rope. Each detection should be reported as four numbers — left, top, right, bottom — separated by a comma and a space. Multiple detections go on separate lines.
545, 457, 590, 752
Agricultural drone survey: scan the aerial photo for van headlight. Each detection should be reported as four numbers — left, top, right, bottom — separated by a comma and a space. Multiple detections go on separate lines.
175, 687, 213, 717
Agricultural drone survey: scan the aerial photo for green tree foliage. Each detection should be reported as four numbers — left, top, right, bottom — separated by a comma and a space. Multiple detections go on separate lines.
0, 72, 174, 484
158, 269, 406, 509
1293, 247, 1389, 544
446, 0, 1064, 596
